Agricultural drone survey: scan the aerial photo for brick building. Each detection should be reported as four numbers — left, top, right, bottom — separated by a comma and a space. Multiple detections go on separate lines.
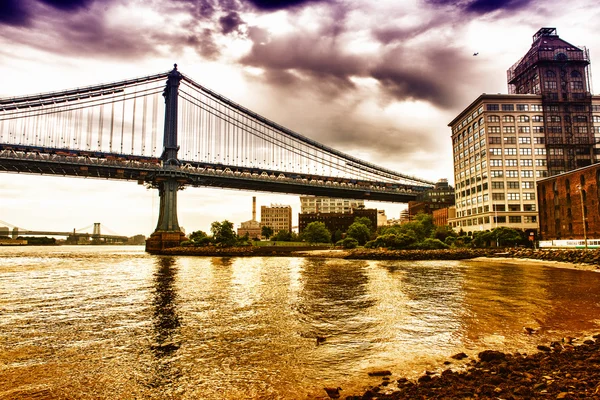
298, 209, 377, 235
408, 179, 455, 219
537, 163, 600, 240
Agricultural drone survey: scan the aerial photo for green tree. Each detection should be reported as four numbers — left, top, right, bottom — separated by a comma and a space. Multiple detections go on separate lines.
272, 230, 292, 241
346, 222, 371, 245
432, 225, 456, 242
493, 227, 523, 247
354, 216, 373, 231
188, 230, 211, 246
302, 222, 331, 244
332, 229, 344, 244
211, 220, 237, 247
261, 225, 274, 239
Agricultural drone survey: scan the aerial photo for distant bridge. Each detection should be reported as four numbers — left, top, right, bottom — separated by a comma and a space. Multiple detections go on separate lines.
0, 221, 128, 243
0, 65, 435, 251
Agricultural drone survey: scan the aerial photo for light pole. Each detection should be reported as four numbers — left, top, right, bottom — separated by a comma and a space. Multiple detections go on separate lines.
576, 184, 588, 249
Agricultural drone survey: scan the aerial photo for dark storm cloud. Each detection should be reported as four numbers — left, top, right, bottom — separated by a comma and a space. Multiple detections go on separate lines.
427, 0, 532, 15
219, 11, 243, 34
241, 24, 367, 95
245, 0, 324, 11
0, 0, 30, 26
40, 0, 95, 11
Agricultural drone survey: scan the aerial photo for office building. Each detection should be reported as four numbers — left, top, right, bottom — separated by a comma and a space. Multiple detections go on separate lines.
448, 28, 600, 233
261, 204, 293, 233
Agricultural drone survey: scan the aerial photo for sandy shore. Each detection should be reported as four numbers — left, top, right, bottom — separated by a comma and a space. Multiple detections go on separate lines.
470, 256, 600, 273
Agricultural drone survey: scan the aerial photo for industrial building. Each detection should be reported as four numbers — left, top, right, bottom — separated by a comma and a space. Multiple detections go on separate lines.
407, 179, 455, 219
448, 28, 600, 234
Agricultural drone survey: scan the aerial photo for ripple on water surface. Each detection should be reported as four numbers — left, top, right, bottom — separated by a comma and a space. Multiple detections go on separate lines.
2, 247, 600, 399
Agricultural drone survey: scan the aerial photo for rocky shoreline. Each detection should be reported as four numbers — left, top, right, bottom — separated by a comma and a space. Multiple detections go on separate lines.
158, 246, 600, 268
343, 335, 600, 399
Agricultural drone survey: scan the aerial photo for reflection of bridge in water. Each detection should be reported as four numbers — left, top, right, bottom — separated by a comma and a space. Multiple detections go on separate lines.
0, 65, 435, 252
0, 221, 128, 244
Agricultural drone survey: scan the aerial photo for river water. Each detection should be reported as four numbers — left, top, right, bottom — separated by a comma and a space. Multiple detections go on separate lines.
1, 246, 600, 399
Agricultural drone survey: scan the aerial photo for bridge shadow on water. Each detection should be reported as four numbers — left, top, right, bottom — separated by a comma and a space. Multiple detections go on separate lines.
148, 256, 182, 392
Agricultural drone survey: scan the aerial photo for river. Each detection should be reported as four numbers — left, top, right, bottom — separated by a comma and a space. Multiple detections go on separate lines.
1, 246, 600, 399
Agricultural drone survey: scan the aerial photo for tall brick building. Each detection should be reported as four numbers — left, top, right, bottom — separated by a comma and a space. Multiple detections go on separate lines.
448, 28, 600, 234
537, 163, 600, 240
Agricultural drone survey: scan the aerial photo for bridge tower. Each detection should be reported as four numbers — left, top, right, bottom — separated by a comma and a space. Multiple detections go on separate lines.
145, 65, 187, 253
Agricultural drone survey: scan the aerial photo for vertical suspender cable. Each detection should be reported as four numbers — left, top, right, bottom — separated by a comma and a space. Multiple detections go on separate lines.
109, 98, 115, 153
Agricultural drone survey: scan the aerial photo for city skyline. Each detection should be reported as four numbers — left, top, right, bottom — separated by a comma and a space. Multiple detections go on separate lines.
1, 0, 599, 235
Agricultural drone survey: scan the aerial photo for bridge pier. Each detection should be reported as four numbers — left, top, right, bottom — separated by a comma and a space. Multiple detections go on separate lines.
146, 178, 186, 252
145, 65, 186, 253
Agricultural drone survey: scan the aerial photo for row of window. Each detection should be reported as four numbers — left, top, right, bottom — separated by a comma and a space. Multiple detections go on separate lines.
487, 114, 597, 123
485, 104, 600, 112
450, 215, 537, 228
489, 159, 547, 166
489, 148, 546, 155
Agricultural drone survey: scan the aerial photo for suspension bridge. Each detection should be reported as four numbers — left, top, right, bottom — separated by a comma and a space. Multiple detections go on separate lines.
0, 221, 128, 243
0, 65, 434, 252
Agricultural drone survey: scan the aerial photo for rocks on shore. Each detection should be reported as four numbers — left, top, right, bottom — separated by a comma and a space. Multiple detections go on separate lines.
498, 248, 600, 266
345, 336, 600, 399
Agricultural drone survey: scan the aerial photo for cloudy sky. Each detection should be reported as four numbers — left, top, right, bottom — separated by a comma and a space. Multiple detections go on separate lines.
1, 0, 599, 237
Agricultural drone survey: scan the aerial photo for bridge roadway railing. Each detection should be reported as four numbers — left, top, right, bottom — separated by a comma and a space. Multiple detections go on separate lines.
0, 145, 426, 202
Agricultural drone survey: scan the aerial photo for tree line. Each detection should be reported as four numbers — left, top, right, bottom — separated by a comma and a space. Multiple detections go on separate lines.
183, 214, 532, 249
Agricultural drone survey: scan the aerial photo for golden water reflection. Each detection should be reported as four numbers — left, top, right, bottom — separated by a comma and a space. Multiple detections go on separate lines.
1, 247, 600, 399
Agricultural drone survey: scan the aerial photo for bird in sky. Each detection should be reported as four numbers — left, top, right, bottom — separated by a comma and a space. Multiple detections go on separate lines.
473, 52, 479, 56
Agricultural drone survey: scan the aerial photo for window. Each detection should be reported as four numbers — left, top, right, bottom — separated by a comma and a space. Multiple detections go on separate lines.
490, 159, 503, 166
533, 136, 545, 144
506, 170, 519, 177
491, 170, 504, 177
502, 104, 515, 111
544, 81, 557, 90
521, 170, 534, 177
520, 148, 532, 155
504, 136, 516, 144
490, 148, 502, 155
517, 104, 529, 111
487, 104, 499, 111
519, 126, 530, 134
574, 115, 588, 122
502, 115, 515, 123
531, 104, 543, 111
493, 204, 506, 211
570, 81, 584, 90
492, 193, 505, 200
533, 127, 545, 134
522, 193, 536, 200
492, 182, 504, 189
505, 159, 518, 167
508, 216, 522, 223
494, 216, 507, 223
518, 115, 530, 122
522, 181, 534, 189
524, 216, 537, 223
523, 204, 536, 211
535, 159, 547, 166
549, 115, 561, 122
507, 181, 519, 189
535, 148, 547, 155
505, 148, 517, 155
519, 137, 531, 144
520, 159, 533, 166
532, 115, 544, 122
503, 126, 516, 133
507, 193, 520, 200
488, 115, 500, 122
489, 137, 501, 144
